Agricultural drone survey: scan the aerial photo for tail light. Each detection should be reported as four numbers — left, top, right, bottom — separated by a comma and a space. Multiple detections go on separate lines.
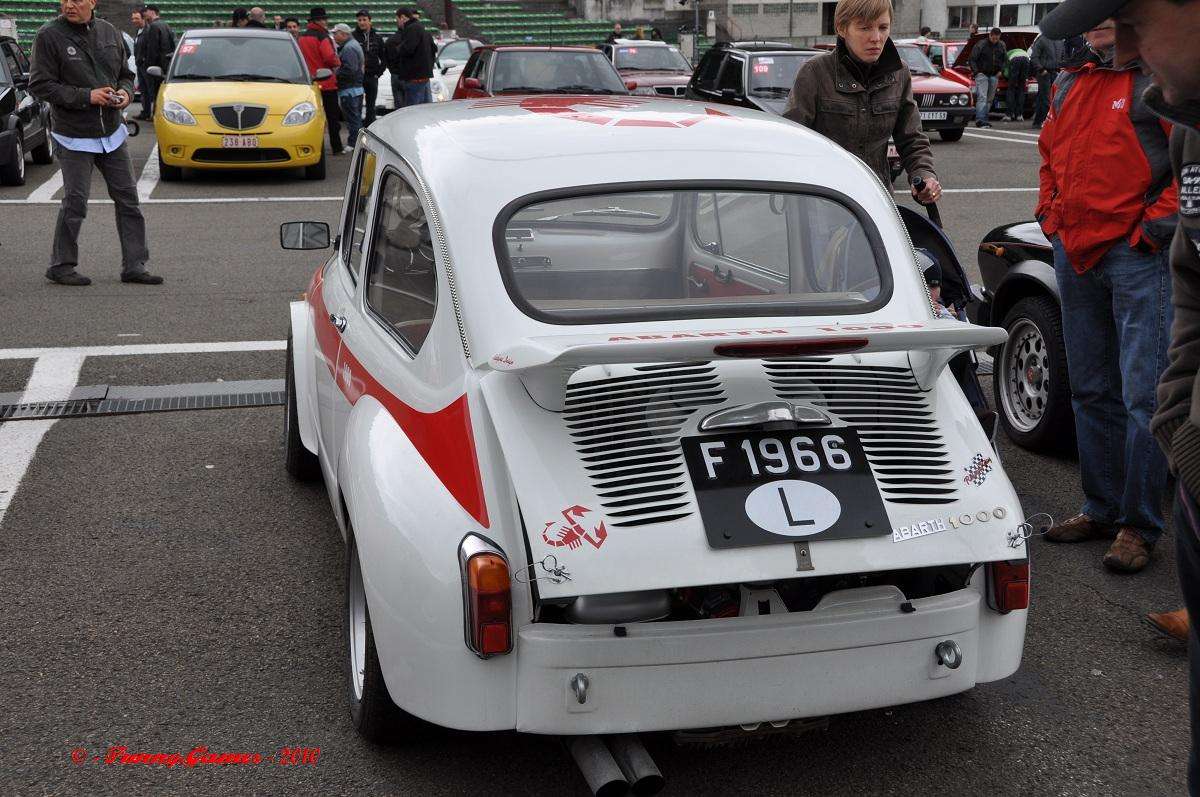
987, 559, 1030, 614
713, 338, 869, 359
459, 534, 512, 658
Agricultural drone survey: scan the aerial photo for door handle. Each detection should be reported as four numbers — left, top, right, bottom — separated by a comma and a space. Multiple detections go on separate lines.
329, 313, 347, 333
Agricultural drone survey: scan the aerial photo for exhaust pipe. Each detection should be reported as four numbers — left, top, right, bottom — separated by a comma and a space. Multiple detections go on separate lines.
607, 734, 665, 796
568, 736, 629, 797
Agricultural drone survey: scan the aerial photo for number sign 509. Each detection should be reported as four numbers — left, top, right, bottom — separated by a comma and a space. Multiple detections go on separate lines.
700, 434, 852, 479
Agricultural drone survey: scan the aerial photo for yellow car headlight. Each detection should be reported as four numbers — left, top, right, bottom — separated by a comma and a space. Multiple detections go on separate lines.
161, 100, 196, 125
283, 101, 317, 126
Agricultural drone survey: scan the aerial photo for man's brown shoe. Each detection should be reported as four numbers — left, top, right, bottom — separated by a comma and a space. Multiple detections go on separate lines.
1044, 513, 1116, 543
1102, 529, 1152, 573
1147, 608, 1189, 642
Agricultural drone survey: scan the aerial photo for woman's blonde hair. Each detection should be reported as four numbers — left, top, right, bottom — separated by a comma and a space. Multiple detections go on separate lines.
833, 0, 893, 33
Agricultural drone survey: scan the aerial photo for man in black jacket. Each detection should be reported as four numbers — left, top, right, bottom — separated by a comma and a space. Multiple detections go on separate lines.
130, 7, 149, 119
385, 7, 434, 107
28, 0, 161, 285
139, 4, 173, 118
353, 8, 385, 124
970, 27, 1007, 127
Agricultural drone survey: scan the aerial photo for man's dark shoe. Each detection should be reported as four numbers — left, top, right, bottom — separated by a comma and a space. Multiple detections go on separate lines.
1044, 513, 1116, 543
121, 271, 164, 285
45, 270, 92, 286
1103, 529, 1153, 573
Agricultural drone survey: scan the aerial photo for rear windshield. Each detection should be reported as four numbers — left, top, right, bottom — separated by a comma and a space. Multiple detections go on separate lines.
613, 45, 691, 72
169, 36, 309, 83
498, 188, 887, 323
748, 54, 815, 96
492, 50, 627, 94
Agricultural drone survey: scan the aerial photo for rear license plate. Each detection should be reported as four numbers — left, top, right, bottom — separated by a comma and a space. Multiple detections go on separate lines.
221, 135, 259, 148
682, 429, 890, 549
920, 111, 948, 121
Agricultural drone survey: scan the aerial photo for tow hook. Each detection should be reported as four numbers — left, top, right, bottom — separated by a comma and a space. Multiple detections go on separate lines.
570, 672, 590, 704
935, 640, 963, 670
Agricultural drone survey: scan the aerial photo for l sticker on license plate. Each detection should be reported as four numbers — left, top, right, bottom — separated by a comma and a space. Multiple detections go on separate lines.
221, 135, 259, 148
682, 429, 890, 549
920, 110, 948, 121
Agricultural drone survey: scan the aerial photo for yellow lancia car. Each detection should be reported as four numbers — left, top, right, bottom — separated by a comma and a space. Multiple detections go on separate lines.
150, 28, 329, 180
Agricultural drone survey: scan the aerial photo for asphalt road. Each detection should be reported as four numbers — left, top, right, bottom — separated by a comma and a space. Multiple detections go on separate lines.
0, 111, 1188, 796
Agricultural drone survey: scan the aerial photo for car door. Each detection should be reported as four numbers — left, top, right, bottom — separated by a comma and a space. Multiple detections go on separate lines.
314, 142, 379, 470
1, 40, 40, 141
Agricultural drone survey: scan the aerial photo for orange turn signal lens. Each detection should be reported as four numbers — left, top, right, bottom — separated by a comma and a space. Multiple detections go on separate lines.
465, 552, 512, 657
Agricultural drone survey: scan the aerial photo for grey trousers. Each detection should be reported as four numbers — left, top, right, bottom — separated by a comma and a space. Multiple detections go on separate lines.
51, 142, 150, 277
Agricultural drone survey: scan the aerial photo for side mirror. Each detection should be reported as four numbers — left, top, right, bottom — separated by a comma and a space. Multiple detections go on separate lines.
625, 80, 638, 91
314, 68, 332, 81
0, 87, 15, 117
463, 77, 482, 90
280, 221, 331, 250
146, 65, 163, 77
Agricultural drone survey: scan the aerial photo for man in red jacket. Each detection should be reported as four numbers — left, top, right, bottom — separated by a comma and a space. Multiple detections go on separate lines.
1037, 18, 1178, 573
298, 6, 343, 154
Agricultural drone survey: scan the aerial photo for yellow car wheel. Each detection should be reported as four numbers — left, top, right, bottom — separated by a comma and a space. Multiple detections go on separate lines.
159, 151, 183, 182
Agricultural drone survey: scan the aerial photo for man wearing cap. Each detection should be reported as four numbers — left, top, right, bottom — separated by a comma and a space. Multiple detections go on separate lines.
1039, 0, 1200, 787
332, 23, 364, 146
298, 6, 343, 154
353, 8, 385, 125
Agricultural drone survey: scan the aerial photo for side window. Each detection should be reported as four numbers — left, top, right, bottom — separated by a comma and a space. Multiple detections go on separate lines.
340, 148, 378, 281
364, 171, 438, 354
692, 51, 722, 91
694, 193, 788, 272
476, 50, 493, 88
717, 56, 744, 94
695, 193, 722, 250
2, 44, 20, 80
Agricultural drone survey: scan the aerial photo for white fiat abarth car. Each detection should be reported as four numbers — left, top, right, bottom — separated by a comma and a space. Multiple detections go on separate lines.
280, 95, 1028, 790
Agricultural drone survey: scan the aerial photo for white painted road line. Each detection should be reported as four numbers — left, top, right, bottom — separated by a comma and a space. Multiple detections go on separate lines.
0, 352, 84, 526
895, 187, 1037, 194
25, 169, 64, 203
137, 144, 160, 201
0, 196, 342, 205
962, 131, 1040, 146
0, 340, 287, 360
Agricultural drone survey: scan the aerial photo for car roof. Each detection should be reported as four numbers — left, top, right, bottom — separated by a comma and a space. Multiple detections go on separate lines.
178, 28, 295, 38
478, 45, 602, 52
609, 39, 672, 46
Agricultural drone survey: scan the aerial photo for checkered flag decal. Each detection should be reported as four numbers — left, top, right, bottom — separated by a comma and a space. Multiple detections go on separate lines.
963, 453, 993, 486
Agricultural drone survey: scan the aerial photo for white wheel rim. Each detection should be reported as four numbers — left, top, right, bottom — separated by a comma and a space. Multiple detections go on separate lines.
348, 548, 367, 701
1000, 317, 1051, 433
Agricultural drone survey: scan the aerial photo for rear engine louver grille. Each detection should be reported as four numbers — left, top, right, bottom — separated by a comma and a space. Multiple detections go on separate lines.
564, 363, 725, 528
765, 359, 959, 506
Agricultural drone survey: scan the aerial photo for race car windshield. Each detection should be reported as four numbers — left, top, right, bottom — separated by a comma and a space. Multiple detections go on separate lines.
896, 46, 938, 76
748, 54, 814, 95
492, 51, 628, 94
498, 189, 888, 323
614, 46, 691, 72
169, 36, 309, 84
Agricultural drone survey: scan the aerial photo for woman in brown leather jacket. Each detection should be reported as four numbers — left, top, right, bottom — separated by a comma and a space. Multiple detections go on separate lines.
784, 0, 942, 203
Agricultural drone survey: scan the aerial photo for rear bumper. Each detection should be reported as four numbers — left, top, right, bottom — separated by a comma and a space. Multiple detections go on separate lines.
514, 584, 1023, 734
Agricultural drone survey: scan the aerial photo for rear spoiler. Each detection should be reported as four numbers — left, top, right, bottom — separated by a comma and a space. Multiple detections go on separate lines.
487, 320, 1006, 374
485, 320, 1008, 408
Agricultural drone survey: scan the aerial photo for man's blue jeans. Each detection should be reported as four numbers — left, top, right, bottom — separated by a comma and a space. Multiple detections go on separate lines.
975, 74, 999, 123
389, 76, 432, 109
1052, 236, 1172, 543
338, 92, 363, 147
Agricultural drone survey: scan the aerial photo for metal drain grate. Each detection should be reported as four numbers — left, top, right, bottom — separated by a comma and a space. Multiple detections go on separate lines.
0, 379, 284, 421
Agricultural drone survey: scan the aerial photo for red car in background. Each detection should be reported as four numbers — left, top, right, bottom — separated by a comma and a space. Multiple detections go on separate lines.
598, 39, 693, 97
942, 29, 1041, 119
453, 45, 631, 100
895, 43, 974, 141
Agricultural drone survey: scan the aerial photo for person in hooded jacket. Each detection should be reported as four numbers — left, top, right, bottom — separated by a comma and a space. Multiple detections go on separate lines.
298, 6, 343, 154
784, 0, 941, 203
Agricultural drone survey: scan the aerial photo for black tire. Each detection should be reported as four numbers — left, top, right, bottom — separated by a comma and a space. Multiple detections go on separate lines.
938, 127, 965, 142
345, 531, 426, 743
30, 119, 54, 164
284, 334, 321, 481
159, 151, 183, 182
0, 133, 26, 186
993, 295, 1074, 453
304, 149, 326, 180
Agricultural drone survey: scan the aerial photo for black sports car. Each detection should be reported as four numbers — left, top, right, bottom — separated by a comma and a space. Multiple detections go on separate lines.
973, 221, 1071, 453
0, 35, 54, 186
